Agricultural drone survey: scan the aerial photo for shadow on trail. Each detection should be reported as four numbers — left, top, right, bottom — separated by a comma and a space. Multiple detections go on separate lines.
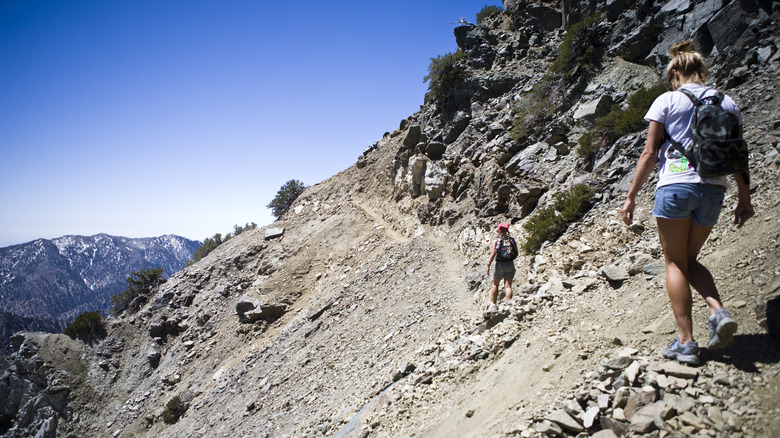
701, 333, 780, 372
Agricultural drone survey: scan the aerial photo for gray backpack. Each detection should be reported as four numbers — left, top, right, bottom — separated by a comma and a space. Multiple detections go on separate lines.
665, 88, 749, 181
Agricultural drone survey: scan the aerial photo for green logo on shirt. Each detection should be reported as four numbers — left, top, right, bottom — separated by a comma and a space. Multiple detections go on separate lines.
669, 156, 689, 173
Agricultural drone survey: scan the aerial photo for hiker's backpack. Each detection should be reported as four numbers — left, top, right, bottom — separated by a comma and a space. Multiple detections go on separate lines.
665, 88, 749, 179
496, 236, 518, 261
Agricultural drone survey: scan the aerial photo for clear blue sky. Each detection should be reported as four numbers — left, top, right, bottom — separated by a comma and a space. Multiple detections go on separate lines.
0, 0, 502, 248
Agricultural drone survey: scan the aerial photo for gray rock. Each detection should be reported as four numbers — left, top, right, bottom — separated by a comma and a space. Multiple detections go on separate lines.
534, 420, 563, 436
403, 124, 421, 149
592, 429, 619, 438
423, 162, 449, 201
545, 409, 584, 433
264, 228, 284, 240
424, 142, 446, 160
443, 111, 471, 144
614, 386, 632, 409
600, 416, 630, 436
624, 360, 640, 385
583, 405, 600, 428
602, 264, 630, 282
147, 348, 161, 368
573, 95, 613, 124
407, 155, 428, 197
604, 356, 634, 370
629, 413, 657, 433
236, 297, 287, 323
562, 399, 584, 418
598, 393, 611, 410
678, 410, 707, 429
652, 361, 699, 379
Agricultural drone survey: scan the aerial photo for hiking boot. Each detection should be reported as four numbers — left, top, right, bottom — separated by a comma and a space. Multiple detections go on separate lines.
708, 309, 737, 350
662, 336, 699, 365
488, 302, 498, 313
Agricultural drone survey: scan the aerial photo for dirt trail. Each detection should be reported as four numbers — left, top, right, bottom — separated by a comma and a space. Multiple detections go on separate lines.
352, 199, 409, 245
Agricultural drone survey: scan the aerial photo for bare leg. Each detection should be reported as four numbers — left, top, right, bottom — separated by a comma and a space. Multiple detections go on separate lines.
656, 218, 696, 344
657, 217, 724, 343
504, 277, 513, 300
685, 223, 724, 315
490, 278, 500, 304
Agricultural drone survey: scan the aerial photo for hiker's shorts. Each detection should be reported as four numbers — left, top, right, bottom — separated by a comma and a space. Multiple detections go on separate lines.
652, 183, 725, 226
493, 260, 516, 281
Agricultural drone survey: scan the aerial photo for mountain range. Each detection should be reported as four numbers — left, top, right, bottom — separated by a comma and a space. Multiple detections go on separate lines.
0, 234, 200, 351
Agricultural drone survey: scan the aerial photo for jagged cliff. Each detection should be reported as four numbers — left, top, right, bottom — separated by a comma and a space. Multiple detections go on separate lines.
2, 1, 779, 437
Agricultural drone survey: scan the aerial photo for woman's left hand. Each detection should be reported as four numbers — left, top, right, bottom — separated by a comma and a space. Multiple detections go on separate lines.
734, 200, 754, 228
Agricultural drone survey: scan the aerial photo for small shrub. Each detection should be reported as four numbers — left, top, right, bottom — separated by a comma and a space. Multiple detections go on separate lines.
522, 185, 594, 254
510, 75, 555, 140
423, 50, 466, 104
267, 179, 307, 219
549, 13, 604, 78
162, 396, 187, 424
477, 5, 503, 23
63, 311, 106, 342
576, 82, 667, 159
110, 268, 166, 316
188, 222, 257, 265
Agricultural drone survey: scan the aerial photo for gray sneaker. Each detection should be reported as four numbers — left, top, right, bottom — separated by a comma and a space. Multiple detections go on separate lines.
662, 336, 699, 365
708, 309, 737, 350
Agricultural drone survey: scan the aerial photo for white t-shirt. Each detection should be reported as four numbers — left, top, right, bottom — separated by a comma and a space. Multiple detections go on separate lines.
644, 83, 743, 188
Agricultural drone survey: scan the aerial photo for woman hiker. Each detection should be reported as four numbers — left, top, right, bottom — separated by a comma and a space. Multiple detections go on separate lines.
620, 41, 754, 365
486, 222, 518, 313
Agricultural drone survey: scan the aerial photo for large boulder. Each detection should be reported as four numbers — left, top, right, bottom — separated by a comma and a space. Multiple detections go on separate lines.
573, 95, 613, 125
424, 162, 450, 201
236, 297, 287, 324
407, 155, 429, 197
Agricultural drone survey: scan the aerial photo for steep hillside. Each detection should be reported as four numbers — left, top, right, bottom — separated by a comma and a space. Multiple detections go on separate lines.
1, 1, 778, 437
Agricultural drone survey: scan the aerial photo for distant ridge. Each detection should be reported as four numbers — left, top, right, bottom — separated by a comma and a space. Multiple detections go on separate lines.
0, 233, 200, 351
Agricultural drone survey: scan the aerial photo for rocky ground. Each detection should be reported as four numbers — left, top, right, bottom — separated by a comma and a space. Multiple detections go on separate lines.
2, 1, 779, 437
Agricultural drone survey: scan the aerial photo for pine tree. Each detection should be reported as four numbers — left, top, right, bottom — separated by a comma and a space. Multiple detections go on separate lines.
267, 179, 306, 219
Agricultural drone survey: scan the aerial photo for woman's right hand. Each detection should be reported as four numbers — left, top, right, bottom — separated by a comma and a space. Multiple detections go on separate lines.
620, 197, 635, 226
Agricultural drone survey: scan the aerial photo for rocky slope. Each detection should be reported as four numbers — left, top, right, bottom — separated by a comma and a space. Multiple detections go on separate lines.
1, 1, 778, 437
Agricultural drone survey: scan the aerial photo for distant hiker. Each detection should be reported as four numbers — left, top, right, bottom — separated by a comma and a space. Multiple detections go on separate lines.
620, 41, 754, 365
486, 222, 518, 312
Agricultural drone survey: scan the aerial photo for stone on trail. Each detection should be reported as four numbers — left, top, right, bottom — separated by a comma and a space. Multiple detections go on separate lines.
601, 264, 630, 282
582, 405, 600, 428
625, 360, 640, 384
545, 409, 584, 433
652, 361, 700, 379
600, 416, 630, 436
604, 355, 633, 370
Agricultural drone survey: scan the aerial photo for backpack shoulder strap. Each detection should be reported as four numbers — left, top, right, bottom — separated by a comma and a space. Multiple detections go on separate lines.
678, 88, 700, 106
709, 91, 724, 106
664, 129, 688, 157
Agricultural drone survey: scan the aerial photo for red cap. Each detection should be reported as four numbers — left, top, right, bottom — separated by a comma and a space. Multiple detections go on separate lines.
497, 223, 510, 231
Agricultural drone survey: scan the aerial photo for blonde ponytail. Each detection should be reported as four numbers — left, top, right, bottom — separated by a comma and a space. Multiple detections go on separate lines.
665, 41, 708, 87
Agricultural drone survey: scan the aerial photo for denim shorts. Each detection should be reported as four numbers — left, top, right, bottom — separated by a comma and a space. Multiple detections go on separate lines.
652, 183, 725, 226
